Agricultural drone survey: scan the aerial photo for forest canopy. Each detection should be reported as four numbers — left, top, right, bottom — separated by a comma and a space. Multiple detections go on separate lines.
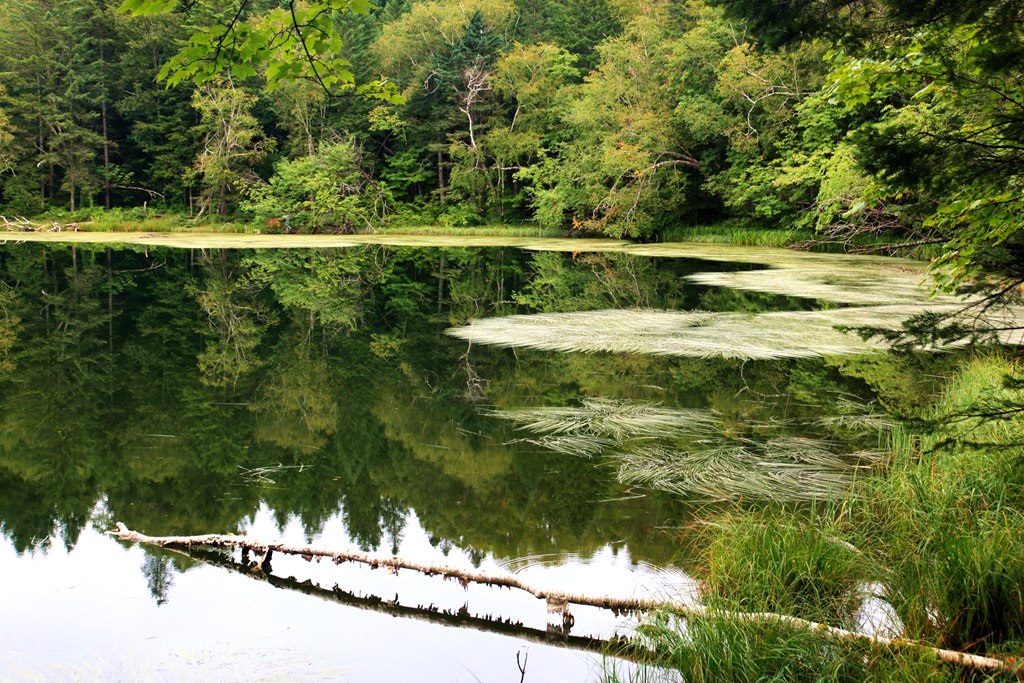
0, 0, 1019, 285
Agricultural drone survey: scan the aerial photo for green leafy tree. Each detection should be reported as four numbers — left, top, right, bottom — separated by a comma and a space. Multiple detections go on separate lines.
481, 42, 578, 218
113, 6, 198, 207
373, 0, 513, 214
190, 78, 272, 216
244, 138, 389, 232
0, 0, 106, 211
118, 0, 400, 101
527, 13, 698, 237
713, 0, 1024, 288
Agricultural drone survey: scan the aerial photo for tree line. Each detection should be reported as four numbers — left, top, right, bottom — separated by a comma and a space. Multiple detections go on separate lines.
0, 0, 1020, 283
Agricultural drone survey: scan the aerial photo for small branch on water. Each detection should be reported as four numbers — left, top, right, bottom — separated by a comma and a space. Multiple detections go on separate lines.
516, 648, 528, 683
106, 523, 1023, 678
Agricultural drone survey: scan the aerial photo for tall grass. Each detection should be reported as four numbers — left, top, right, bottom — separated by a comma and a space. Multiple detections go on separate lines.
700, 512, 865, 626
17, 207, 260, 233
608, 612, 969, 683
657, 221, 944, 260
619, 352, 1024, 679
660, 223, 816, 248
851, 353, 1024, 653
374, 222, 565, 237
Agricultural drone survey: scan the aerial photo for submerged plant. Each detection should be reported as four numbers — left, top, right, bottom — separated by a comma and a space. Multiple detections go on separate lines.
489, 398, 719, 443
491, 399, 884, 502
815, 396, 895, 433
615, 441, 881, 502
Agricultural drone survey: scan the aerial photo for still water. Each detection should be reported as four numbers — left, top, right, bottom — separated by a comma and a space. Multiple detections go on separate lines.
0, 242, 953, 681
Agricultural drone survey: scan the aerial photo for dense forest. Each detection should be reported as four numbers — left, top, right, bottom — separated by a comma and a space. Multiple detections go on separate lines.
0, 0, 1020, 287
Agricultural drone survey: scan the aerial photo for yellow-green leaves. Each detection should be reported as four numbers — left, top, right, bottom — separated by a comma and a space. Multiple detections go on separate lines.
118, 0, 178, 15
120, 0, 400, 102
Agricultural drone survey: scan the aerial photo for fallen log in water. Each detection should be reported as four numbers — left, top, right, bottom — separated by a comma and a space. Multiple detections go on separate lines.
108, 523, 1022, 678
175, 543, 620, 657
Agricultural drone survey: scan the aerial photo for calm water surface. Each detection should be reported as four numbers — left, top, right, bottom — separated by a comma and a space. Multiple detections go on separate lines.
0, 243, 947, 681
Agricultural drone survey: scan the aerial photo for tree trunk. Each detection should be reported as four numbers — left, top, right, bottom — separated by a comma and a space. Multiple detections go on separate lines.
437, 140, 446, 206
99, 16, 111, 211
105, 523, 1024, 679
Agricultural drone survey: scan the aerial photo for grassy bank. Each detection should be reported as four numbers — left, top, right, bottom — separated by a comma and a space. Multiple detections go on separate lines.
5, 209, 885, 248
659, 223, 816, 247
616, 352, 1024, 681
660, 221, 946, 259
9, 210, 568, 238
370, 222, 564, 237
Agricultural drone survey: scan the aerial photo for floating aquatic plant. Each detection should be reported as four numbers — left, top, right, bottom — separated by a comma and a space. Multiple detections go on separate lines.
685, 267, 956, 306
450, 305, 1024, 360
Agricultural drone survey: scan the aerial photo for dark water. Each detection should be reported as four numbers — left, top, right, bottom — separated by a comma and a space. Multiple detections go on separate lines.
0, 244, 951, 681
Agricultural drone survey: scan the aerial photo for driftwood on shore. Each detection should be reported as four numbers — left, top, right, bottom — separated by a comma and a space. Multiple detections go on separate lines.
108, 522, 1022, 678
1, 215, 90, 232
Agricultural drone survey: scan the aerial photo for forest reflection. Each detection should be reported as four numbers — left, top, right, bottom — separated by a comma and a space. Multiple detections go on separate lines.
0, 244, 954, 582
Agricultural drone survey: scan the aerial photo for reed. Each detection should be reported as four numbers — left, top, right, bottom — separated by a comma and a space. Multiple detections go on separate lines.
658, 224, 815, 247
700, 512, 866, 626
374, 223, 565, 237
851, 353, 1024, 653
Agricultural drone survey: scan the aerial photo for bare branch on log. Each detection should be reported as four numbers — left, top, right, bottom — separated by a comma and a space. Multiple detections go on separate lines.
108, 523, 1022, 678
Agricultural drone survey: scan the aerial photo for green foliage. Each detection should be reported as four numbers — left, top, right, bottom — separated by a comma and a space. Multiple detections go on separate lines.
119, 0, 400, 102
191, 79, 272, 216
244, 139, 389, 232
0, 0, 1018, 274
526, 14, 696, 237
0, 84, 13, 176
373, 0, 514, 91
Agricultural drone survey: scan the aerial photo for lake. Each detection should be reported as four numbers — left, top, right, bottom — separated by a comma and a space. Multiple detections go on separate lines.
0, 237, 1005, 681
